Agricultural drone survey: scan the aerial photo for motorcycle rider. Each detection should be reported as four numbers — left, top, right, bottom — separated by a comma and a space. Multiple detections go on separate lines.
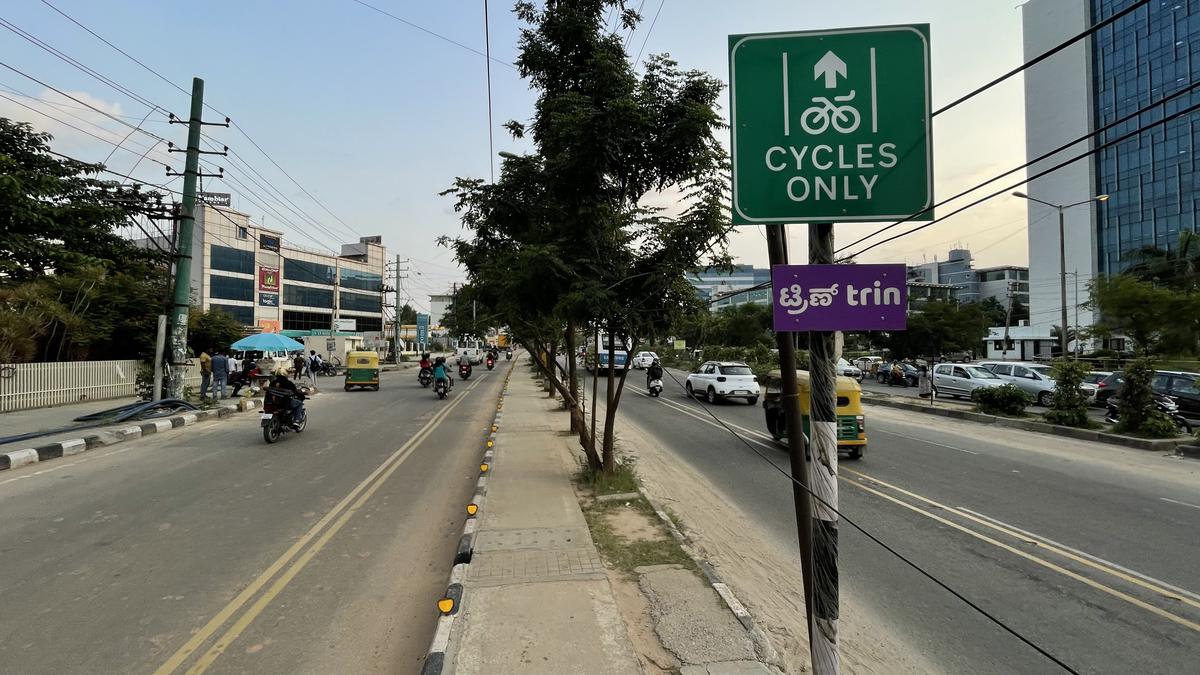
433, 355, 453, 391
266, 372, 306, 428
418, 352, 432, 373
646, 358, 664, 389
458, 349, 473, 377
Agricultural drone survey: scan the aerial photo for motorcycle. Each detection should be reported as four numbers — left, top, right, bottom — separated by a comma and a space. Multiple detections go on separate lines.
459, 363, 472, 380
486, 356, 495, 371
434, 378, 448, 400
314, 360, 338, 377
418, 367, 433, 388
648, 378, 663, 397
1105, 394, 1192, 433
505, 350, 512, 360
261, 389, 307, 443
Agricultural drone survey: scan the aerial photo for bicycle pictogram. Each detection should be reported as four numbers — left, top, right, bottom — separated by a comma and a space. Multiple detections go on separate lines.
800, 90, 861, 135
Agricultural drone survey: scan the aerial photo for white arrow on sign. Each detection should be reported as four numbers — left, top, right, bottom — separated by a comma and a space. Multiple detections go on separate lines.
814, 50, 847, 89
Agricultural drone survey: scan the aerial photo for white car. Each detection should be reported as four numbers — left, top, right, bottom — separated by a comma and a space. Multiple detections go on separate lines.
932, 363, 1005, 399
686, 361, 760, 405
837, 358, 863, 381
632, 351, 660, 369
979, 361, 1097, 407
853, 356, 884, 372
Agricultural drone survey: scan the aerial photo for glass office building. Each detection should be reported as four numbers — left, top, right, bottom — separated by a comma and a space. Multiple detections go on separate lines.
1091, 0, 1200, 275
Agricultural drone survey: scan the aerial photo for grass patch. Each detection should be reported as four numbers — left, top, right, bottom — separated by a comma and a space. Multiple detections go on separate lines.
581, 497, 696, 575
663, 506, 687, 535
575, 459, 640, 496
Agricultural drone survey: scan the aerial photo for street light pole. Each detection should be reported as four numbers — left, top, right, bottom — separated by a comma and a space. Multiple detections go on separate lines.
1012, 191, 1108, 359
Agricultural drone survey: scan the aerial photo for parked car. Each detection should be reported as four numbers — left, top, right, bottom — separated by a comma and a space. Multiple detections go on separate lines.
631, 351, 660, 369
942, 351, 973, 363
932, 363, 1005, 399
685, 361, 761, 405
853, 356, 884, 373
837, 358, 863, 381
1152, 371, 1200, 418
876, 362, 920, 387
1094, 371, 1125, 406
1083, 371, 1112, 405
978, 361, 1095, 407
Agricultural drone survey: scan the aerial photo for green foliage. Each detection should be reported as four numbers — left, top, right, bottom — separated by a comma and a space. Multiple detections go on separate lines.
885, 300, 987, 359
429, 340, 445, 352
135, 363, 156, 401
1115, 357, 1158, 434
187, 307, 244, 354
398, 303, 418, 324
971, 383, 1031, 417
1137, 411, 1180, 439
672, 303, 773, 349
1043, 359, 1091, 427
1088, 275, 1200, 356
1125, 231, 1200, 292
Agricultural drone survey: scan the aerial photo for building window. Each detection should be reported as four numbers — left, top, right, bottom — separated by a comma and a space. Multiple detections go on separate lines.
353, 316, 383, 333
210, 244, 254, 274
209, 274, 253, 302
237, 226, 248, 240
339, 291, 381, 313
284, 258, 335, 285
210, 303, 254, 325
259, 233, 280, 251
283, 284, 334, 308
339, 267, 383, 292
283, 310, 333, 331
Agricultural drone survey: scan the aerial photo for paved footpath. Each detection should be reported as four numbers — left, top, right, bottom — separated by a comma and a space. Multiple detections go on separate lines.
441, 369, 642, 674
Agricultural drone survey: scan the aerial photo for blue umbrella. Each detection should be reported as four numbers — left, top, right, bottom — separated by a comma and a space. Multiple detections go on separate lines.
231, 332, 306, 352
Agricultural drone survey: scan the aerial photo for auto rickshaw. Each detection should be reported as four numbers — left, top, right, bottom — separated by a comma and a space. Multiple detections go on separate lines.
761, 369, 867, 460
344, 351, 380, 391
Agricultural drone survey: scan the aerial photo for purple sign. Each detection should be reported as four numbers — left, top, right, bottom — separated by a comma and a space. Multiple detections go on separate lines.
772, 264, 907, 331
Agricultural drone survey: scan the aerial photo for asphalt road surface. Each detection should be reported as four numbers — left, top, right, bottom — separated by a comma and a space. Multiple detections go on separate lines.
590, 365, 1200, 674
0, 365, 506, 675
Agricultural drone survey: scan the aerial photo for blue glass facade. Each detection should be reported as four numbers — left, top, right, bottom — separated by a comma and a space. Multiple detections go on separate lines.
1092, 0, 1200, 274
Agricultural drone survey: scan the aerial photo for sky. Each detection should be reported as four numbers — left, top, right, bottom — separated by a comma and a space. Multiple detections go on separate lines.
0, 0, 1033, 312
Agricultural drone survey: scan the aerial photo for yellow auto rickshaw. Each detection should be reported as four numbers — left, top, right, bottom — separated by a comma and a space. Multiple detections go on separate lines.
761, 369, 867, 459
344, 351, 380, 391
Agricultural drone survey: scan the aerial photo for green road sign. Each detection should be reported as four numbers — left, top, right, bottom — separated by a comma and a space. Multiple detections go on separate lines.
729, 25, 932, 224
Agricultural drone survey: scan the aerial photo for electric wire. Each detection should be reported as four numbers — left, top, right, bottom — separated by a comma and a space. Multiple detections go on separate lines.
651, 367, 1080, 673
633, 0, 665, 68
348, 0, 517, 70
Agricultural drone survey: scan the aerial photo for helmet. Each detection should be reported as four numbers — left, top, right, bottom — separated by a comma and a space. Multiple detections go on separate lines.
652, 358, 660, 365
423, 353, 430, 360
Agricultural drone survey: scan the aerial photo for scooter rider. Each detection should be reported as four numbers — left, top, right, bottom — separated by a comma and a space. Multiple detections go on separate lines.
419, 352, 432, 372
433, 355, 453, 391
267, 372, 306, 427
646, 358, 664, 389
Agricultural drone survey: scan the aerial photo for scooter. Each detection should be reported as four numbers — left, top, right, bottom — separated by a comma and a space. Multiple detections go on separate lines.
434, 378, 449, 399
261, 389, 307, 443
648, 378, 663, 397
418, 367, 433, 388
459, 363, 472, 380
506, 350, 512, 360
486, 356, 495, 371
1105, 394, 1192, 433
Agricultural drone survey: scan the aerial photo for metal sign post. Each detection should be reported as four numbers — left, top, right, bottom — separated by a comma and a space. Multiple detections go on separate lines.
730, 25, 930, 675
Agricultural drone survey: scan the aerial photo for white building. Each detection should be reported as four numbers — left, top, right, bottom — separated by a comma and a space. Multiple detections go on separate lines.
981, 324, 1056, 362
429, 291, 455, 328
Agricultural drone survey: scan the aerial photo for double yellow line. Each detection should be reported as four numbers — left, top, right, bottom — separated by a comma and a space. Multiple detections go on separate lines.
155, 376, 486, 675
629, 383, 1200, 633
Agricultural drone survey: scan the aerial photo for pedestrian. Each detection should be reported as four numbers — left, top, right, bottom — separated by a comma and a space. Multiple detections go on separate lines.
306, 350, 320, 386
211, 349, 230, 400
229, 353, 242, 375
198, 348, 213, 401
918, 365, 933, 400
292, 351, 307, 381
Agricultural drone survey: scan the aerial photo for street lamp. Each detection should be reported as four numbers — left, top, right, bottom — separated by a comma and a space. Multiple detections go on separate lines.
1011, 191, 1109, 358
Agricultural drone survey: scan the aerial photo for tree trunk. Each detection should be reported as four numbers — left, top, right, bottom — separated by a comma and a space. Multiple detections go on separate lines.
531, 341, 600, 471
566, 323, 579, 432
546, 341, 557, 397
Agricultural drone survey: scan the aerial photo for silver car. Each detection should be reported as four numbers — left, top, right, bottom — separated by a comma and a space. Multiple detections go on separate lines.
978, 361, 1060, 407
932, 364, 1004, 399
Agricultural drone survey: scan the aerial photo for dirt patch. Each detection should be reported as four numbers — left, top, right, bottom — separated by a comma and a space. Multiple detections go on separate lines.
605, 502, 664, 543
614, 414, 942, 675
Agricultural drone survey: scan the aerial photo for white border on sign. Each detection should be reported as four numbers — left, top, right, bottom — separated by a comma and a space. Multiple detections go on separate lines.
729, 26, 933, 224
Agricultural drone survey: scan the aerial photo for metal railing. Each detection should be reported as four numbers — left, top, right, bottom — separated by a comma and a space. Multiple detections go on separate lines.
0, 360, 202, 413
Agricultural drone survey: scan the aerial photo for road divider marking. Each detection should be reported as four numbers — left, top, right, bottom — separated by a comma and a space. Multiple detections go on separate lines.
154, 376, 488, 675
872, 429, 978, 454
1160, 497, 1200, 511
631, 382, 1200, 630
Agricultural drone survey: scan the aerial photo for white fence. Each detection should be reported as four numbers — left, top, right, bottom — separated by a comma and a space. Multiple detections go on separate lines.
0, 360, 202, 413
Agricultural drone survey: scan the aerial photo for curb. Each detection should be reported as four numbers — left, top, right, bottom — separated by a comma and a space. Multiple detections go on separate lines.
0, 399, 261, 472
636, 485, 755, 631
421, 357, 515, 675
1176, 444, 1200, 459
862, 396, 1191, 451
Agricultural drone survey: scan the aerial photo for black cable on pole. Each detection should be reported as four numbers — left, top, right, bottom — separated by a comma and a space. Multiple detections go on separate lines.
838, 79, 1200, 256
484, 0, 495, 183
841, 99, 1200, 261
653, 367, 1080, 674
933, 0, 1151, 117
349, 0, 517, 70
634, 0, 666, 68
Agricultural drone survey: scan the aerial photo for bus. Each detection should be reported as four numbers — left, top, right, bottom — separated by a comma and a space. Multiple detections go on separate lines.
590, 332, 630, 372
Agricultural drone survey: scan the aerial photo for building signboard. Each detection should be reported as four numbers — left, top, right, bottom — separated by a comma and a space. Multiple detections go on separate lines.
258, 292, 279, 307
416, 314, 430, 347
771, 264, 907, 331
259, 266, 280, 292
199, 192, 232, 207
334, 318, 357, 332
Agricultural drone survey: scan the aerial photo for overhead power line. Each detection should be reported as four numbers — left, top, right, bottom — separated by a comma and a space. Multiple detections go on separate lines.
841, 98, 1200, 261
634, 0, 666, 68
348, 0, 517, 70
838, 79, 1200, 257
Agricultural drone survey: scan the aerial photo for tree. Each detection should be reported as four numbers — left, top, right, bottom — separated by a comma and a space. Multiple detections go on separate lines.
1044, 359, 1091, 427
1125, 231, 1200, 291
975, 297, 1007, 328
188, 307, 244, 355
443, 0, 731, 472
398, 303, 418, 324
884, 301, 986, 358
1087, 275, 1198, 355
0, 118, 171, 362
1010, 297, 1030, 324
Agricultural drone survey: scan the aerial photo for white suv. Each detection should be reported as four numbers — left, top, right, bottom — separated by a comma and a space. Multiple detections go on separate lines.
632, 351, 660, 369
686, 361, 760, 405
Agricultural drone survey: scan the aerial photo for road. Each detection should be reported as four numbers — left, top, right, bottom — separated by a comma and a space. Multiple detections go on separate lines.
0, 366, 505, 675
591, 365, 1200, 674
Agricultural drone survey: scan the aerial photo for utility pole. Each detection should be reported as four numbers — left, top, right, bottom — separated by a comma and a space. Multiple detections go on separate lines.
1001, 281, 1015, 360
764, 224, 817, 671
393, 255, 410, 360
1073, 269, 1080, 358
165, 78, 206, 399
807, 222, 840, 674
1056, 205, 1069, 359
